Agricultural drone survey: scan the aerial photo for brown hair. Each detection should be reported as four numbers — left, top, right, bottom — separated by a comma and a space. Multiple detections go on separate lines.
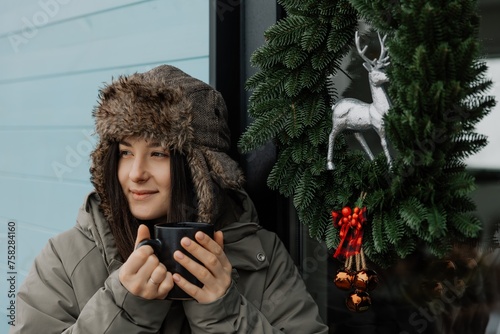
102, 141, 197, 260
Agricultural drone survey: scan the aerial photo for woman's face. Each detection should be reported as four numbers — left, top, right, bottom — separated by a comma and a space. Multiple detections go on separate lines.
118, 136, 171, 220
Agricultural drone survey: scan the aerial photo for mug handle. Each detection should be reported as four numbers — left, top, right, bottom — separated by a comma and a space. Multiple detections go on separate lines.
136, 239, 162, 255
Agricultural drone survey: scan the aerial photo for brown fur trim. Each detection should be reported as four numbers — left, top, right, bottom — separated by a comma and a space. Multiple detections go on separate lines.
93, 74, 193, 152
89, 140, 114, 224
187, 149, 214, 223
204, 150, 245, 189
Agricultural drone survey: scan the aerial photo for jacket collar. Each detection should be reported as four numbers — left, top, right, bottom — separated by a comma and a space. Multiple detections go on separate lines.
76, 192, 122, 271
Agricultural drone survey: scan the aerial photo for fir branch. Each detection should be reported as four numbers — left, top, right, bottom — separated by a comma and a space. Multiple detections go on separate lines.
371, 213, 387, 252
283, 46, 309, 69
449, 195, 476, 213
449, 132, 488, 160
264, 16, 312, 47
293, 169, 318, 210
246, 98, 291, 118
238, 107, 289, 151
300, 19, 329, 52
441, 170, 477, 197
303, 202, 330, 240
384, 211, 405, 245
252, 44, 302, 70
449, 212, 482, 238
267, 148, 301, 195
425, 206, 447, 238
325, 223, 340, 250
425, 239, 452, 258
395, 236, 417, 259
399, 198, 427, 233
246, 69, 291, 107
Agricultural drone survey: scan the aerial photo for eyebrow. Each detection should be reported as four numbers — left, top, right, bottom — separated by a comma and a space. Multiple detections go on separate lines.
119, 140, 162, 148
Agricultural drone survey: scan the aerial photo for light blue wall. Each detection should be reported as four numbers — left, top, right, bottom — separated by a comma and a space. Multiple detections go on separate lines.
0, 0, 209, 330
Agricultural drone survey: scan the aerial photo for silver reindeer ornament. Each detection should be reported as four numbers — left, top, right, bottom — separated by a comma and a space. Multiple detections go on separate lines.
326, 31, 392, 170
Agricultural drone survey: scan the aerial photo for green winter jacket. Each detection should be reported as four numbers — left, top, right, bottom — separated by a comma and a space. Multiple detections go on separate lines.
11, 190, 328, 333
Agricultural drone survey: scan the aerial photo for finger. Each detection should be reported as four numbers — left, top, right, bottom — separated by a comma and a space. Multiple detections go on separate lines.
120, 244, 154, 275
214, 231, 224, 249
135, 224, 151, 248
180, 237, 217, 270
195, 232, 231, 269
195, 231, 222, 254
175, 249, 216, 285
174, 248, 207, 272
156, 272, 174, 299
172, 273, 202, 301
176, 235, 231, 286
135, 251, 161, 278
172, 272, 226, 304
149, 263, 167, 285
121, 253, 161, 297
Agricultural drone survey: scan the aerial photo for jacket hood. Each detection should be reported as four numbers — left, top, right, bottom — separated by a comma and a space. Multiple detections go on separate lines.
90, 65, 245, 226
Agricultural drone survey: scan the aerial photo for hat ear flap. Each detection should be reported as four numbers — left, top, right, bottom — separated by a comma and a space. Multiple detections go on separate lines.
187, 149, 214, 223
90, 140, 112, 219
204, 150, 245, 189
187, 149, 245, 224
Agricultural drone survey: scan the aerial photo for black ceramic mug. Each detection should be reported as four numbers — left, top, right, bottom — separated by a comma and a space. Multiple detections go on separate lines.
137, 222, 214, 300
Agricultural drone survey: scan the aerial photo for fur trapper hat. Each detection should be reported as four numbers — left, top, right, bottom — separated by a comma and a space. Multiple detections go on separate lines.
90, 65, 245, 224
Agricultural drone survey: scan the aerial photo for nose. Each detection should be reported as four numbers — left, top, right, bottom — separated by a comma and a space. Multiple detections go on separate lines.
129, 157, 149, 183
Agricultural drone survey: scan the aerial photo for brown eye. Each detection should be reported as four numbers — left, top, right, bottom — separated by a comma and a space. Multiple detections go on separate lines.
151, 151, 169, 158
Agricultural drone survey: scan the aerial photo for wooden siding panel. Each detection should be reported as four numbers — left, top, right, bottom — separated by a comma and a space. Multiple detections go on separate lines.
0, 58, 209, 128
0, 1, 208, 328
0, 177, 91, 231
0, 0, 152, 36
0, 128, 95, 182
0, 0, 209, 80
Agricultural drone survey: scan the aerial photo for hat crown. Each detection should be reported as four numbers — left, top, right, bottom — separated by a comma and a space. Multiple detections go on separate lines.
143, 65, 231, 152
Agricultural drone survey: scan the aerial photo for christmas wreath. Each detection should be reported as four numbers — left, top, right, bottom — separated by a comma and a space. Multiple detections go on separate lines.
238, 0, 496, 267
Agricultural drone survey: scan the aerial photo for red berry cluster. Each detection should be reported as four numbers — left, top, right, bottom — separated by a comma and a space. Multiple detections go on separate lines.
333, 206, 365, 230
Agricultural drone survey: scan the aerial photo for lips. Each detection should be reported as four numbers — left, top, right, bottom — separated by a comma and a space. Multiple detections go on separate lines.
130, 189, 158, 200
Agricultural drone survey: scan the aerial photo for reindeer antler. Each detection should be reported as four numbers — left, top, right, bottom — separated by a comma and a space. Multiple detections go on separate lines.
355, 31, 390, 71
374, 33, 390, 69
355, 31, 373, 67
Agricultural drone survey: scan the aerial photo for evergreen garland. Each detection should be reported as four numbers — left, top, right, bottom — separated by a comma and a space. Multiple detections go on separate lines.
239, 0, 495, 266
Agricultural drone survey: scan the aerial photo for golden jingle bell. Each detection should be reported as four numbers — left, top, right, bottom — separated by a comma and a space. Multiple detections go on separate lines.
420, 280, 444, 301
346, 290, 371, 312
353, 269, 379, 291
334, 268, 355, 291
427, 260, 457, 282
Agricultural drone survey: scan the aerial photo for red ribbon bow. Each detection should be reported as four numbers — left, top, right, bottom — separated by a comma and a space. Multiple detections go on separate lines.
332, 206, 367, 260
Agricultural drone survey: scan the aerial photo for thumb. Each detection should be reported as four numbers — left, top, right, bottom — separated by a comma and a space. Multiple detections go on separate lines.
134, 224, 151, 249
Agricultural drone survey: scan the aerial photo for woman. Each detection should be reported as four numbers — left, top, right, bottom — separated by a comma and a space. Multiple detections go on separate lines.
11, 65, 328, 333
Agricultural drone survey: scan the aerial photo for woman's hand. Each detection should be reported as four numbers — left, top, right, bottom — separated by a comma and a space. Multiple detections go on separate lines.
119, 224, 174, 299
173, 231, 232, 303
